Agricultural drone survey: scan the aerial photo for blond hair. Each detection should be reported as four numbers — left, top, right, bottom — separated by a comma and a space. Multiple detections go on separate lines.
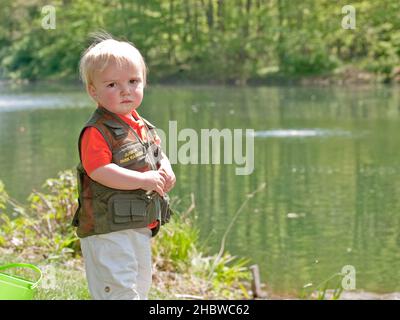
79, 32, 148, 91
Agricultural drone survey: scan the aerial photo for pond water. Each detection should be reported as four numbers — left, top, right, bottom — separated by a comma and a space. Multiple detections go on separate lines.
1, 82, 400, 296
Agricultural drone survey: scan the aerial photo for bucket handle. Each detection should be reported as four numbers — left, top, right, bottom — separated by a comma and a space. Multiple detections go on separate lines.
0, 263, 43, 289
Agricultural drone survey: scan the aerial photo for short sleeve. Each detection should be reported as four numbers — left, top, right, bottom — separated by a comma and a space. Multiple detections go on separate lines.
80, 127, 112, 175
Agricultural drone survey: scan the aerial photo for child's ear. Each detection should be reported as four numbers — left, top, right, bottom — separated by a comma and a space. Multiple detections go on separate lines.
88, 84, 97, 100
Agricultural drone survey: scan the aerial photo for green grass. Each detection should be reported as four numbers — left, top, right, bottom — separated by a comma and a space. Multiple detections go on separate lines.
0, 250, 90, 300
0, 171, 254, 300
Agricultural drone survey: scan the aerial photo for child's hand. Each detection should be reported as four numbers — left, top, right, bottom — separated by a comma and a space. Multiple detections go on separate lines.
158, 160, 176, 193
141, 170, 167, 196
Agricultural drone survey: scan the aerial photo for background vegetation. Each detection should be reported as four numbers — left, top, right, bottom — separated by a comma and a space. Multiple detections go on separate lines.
1, 0, 400, 84
0, 171, 252, 299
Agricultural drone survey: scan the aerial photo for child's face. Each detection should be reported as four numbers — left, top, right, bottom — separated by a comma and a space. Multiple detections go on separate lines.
88, 61, 144, 115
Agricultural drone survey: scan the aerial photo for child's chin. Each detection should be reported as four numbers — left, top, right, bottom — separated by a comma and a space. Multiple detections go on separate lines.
119, 103, 135, 109
118, 104, 139, 113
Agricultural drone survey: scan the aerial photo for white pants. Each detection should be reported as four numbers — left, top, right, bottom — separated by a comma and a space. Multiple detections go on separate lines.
80, 227, 152, 300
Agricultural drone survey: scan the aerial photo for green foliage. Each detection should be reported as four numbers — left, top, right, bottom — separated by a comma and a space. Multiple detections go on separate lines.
152, 213, 199, 272
190, 251, 251, 297
0, 181, 8, 211
0, 171, 252, 299
299, 271, 345, 300
279, 35, 339, 75
153, 212, 251, 298
0, 170, 79, 260
1, 0, 400, 83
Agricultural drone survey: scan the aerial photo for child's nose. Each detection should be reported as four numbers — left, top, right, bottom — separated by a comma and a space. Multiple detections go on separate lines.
120, 84, 130, 95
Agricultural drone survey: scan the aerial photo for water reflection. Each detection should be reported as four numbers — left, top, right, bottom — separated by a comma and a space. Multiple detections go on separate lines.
252, 129, 354, 138
1, 84, 400, 295
0, 85, 90, 111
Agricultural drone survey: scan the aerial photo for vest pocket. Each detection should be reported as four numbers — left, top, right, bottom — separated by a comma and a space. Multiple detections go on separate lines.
160, 194, 173, 225
103, 120, 127, 139
108, 194, 147, 224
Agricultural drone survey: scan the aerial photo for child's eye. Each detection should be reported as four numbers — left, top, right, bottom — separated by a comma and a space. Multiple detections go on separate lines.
130, 79, 139, 84
107, 83, 115, 88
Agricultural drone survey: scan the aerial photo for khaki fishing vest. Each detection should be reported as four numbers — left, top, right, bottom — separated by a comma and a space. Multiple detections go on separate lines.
72, 107, 172, 238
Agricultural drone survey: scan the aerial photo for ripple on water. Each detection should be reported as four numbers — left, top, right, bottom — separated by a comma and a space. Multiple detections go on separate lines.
0, 94, 89, 111
251, 129, 359, 138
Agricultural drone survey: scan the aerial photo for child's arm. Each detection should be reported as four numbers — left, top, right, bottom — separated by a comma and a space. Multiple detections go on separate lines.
90, 163, 167, 196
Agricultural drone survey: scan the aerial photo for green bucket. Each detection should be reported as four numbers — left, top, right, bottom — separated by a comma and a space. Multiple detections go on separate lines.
0, 263, 42, 300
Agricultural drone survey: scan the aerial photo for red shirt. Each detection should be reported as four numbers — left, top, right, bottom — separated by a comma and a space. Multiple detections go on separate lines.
80, 107, 160, 229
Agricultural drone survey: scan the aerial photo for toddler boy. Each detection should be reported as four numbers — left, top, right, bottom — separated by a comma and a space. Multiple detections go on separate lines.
72, 34, 175, 300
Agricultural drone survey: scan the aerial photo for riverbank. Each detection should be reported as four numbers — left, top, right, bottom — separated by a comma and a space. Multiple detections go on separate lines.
0, 247, 250, 300
0, 171, 252, 300
2, 171, 399, 300
159, 65, 396, 87
1, 65, 400, 89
